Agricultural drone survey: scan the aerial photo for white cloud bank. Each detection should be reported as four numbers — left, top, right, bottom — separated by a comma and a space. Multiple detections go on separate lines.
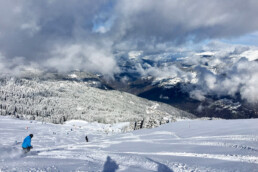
0, 0, 258, 76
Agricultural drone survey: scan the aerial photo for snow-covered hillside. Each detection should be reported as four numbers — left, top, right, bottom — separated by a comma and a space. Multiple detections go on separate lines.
0, 116, 257, 171
0, 77, 194, 130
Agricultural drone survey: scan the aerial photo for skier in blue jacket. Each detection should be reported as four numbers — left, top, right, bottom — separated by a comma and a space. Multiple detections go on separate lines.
22, 134, 33, 153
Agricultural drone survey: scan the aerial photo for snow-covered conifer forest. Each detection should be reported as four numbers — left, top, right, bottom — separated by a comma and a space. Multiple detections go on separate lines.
0, 75, 194, 130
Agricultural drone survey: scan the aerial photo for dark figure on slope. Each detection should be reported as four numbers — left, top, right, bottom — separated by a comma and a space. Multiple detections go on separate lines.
22, 134, 33, 153
85, 136, 89, 142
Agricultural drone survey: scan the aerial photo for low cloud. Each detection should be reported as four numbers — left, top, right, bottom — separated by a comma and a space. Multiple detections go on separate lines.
134, 42, 258, 104
45, 44, 119, 77
137, 64, 181, 79
190, 90, 206, 101
188, 46, 258, 104
0, 53, 42, 76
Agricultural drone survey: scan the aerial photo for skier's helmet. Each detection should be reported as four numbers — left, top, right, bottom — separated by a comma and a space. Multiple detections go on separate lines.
29, 134, 33, 138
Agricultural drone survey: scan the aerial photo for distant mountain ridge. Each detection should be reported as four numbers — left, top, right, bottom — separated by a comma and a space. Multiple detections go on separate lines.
1, 48, 257, 121
105, 51, 258, 119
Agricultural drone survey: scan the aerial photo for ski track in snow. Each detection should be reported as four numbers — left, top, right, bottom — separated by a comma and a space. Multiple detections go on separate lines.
0, 116, 258, 172
119, 151, 258, 164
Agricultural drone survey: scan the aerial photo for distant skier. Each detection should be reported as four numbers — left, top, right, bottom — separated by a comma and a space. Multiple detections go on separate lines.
22, 134, 33, 153
85, 136, 89, 142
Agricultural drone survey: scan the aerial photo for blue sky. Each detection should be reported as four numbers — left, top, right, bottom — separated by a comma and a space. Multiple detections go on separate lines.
222, 32, 258, 46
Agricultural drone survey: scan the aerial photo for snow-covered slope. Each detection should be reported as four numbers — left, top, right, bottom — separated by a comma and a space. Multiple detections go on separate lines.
0, 116, 257, 171
0, 77, 194, 130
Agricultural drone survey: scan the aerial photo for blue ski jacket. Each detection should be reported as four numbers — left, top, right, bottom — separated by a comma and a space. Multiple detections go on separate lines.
22, 135, 32, 148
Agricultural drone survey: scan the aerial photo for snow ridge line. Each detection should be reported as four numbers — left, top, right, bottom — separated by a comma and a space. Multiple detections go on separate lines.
188, 135, 258, 141
119, 152, 258, 164
155, 141, 258, 152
